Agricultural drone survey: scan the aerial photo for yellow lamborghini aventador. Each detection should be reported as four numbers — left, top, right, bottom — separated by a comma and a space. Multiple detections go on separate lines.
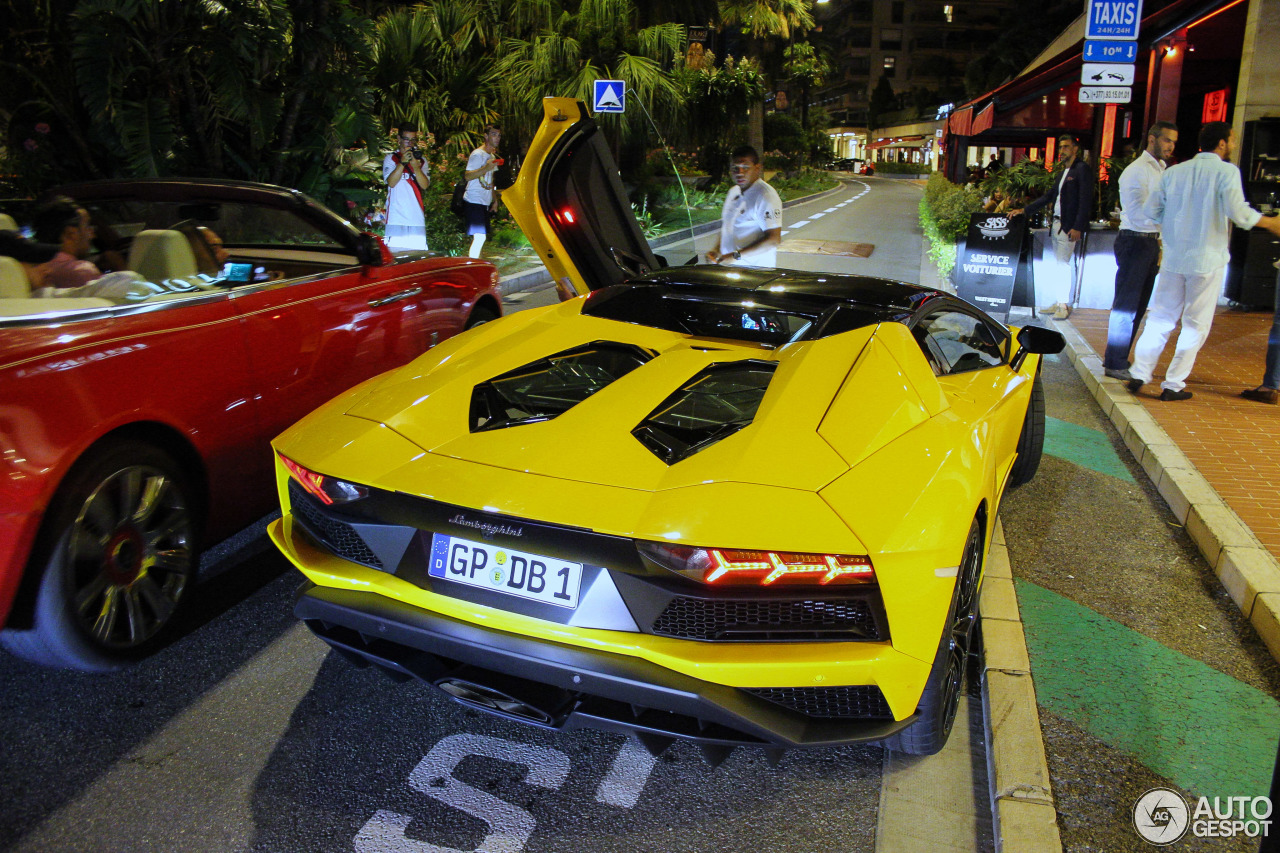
267, 98, 1064, 759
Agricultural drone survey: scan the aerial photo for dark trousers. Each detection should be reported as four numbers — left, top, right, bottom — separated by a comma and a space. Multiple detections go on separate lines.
1103, 231, 1161, 370
1264, 273, 1280, 389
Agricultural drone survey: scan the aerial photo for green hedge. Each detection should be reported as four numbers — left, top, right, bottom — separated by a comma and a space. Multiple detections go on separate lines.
919, 172, 984, 281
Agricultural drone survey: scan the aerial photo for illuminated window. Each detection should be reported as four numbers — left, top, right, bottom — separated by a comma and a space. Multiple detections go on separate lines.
943, 4, 954, 22
883, 56, 896, 78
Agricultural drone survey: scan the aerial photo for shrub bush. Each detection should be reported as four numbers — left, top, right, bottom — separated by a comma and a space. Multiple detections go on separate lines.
919, 172, 983, 281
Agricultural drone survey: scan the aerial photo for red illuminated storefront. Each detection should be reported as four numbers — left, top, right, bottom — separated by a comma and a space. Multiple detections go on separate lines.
941, 0, 1249, 183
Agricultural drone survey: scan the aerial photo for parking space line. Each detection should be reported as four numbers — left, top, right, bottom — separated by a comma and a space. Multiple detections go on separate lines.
594, 738, 658, 808
1017, 579, 1280, 797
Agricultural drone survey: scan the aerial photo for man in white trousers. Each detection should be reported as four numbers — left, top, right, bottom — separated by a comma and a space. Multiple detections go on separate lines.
1127, 121, 1280, 401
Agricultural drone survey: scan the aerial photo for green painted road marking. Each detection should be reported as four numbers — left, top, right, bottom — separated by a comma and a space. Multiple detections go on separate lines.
1015, 579, 1280, 797
1044, 416, 1135, 483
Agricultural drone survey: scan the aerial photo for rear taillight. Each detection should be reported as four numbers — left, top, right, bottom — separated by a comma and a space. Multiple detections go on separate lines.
279, 453, 368, 506
637, 541, 875, 586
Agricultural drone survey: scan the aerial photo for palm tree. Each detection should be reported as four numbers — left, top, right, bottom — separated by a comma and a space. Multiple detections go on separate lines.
782, 40, 829, 139
368, 2, 509, 159
715, 0, 814, 151
491, 0, 686, 147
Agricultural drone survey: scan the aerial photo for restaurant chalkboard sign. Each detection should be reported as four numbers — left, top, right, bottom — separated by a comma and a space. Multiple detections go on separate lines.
956, 213, 1026, 320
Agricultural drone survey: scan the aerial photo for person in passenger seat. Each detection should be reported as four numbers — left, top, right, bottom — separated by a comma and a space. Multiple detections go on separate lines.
0, 230, 59, 291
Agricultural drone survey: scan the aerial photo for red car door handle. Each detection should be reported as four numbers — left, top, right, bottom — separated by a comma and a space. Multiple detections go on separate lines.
368, 286, 422, 307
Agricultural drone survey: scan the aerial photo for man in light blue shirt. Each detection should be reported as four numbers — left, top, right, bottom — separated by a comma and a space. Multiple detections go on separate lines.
1126, 122, 1280, 401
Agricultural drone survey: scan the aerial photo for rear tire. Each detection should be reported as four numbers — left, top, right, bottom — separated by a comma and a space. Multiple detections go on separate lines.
0, 440, 198, 671
881, 517, 983, 755
1008, 374, 1046, 488
464, 304, 499, 330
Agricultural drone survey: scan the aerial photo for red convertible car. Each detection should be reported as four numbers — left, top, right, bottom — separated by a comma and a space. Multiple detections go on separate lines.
0, 179, 500, 670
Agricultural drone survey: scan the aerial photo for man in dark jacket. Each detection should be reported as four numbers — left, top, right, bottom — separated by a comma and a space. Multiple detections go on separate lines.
1010, 134, 1094, 319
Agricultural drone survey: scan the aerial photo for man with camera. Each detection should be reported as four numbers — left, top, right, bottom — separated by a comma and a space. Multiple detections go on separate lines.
463, 124, 503, 259
382, 122, 431, 252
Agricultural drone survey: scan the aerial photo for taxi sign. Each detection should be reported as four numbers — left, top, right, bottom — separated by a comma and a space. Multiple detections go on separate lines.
1086, 0, 1144, 40
593, 79, 626, 114
1082, 63, 1135, 86
1083, 40, 1138, 62
1079, 86, 1133, 104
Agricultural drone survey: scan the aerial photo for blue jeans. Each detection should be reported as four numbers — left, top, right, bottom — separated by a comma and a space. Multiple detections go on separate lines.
1264, 271, 1280, 389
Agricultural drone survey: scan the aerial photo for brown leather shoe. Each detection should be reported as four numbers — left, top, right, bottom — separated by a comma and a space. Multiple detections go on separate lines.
1241, 386, 1279, 404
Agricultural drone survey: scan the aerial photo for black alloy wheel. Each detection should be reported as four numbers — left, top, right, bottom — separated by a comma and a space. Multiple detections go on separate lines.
464, 304, 499, 330
1, 441, 197, 671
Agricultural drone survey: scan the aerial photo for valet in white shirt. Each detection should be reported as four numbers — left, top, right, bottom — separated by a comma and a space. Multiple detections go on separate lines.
706, 147, 783, 268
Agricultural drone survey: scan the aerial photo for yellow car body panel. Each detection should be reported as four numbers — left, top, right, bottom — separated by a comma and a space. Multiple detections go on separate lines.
502, 98, 592, 298
268, 94, 1065, 751
267, 513, 930, 718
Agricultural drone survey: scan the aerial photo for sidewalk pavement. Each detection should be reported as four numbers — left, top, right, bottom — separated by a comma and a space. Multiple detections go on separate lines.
1051, 306, 1280, 664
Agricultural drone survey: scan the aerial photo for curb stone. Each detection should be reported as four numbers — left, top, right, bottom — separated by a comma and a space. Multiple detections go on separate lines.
982, 518, 1064, 853
496, 182, 848, 298
1049, 316, 1280, 664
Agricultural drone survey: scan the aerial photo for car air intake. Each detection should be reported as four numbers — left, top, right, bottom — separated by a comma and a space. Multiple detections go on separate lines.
632, 360, 776, 464
289, 480, 383, 569
743, 686, 894, 719
470, 341, 654, 431
651, 596, 882, 641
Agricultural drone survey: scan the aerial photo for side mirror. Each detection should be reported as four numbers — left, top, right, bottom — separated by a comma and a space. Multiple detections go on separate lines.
1011, 324, 1065, 371
355, 232, 387, 267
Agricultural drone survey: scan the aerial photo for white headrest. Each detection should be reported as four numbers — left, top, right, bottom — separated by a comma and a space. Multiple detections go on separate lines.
128, 229, 198, 284
0, 213, 18, 232
0, 256, 29, 299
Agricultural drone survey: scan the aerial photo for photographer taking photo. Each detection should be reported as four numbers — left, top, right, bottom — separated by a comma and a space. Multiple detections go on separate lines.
382, 122, 431, 252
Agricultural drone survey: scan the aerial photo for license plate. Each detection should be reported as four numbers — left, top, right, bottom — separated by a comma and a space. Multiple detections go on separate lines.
427, 533, 582, 609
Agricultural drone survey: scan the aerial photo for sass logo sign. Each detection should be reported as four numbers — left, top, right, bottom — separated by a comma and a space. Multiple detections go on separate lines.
977, 216, 1011, 239
593, 79, 626, 114
1087, 0, 1144, 40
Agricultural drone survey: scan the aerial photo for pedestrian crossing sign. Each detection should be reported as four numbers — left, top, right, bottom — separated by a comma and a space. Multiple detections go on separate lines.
593, 80, 625, 114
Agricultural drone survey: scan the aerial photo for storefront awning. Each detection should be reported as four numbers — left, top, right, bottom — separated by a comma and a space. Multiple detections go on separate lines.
948, 106, 973, 136
868, 135, 925, 150
972, 103, 995, 136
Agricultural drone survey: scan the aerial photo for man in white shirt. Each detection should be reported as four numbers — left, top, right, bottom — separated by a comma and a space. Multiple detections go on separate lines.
705, 146, 782, 268
382, 123, 430, 252
1103, 121, 1177, 380
1127, 122, 1280, 401
463, 124, 502, 259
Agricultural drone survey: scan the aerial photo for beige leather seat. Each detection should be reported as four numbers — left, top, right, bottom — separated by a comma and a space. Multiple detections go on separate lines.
0, 213, 18, 232
128, 229, 198, 284
0, 256, 29, 298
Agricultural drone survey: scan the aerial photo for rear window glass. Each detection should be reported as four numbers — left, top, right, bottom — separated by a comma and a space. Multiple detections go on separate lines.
582, 283, 895, 346
470, 342, 655, 431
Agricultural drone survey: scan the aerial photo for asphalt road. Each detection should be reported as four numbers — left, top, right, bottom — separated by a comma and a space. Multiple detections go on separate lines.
3, 176, 1277, 852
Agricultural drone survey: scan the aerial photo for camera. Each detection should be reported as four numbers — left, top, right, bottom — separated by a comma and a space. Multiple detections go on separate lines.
410, 147, 424, 161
